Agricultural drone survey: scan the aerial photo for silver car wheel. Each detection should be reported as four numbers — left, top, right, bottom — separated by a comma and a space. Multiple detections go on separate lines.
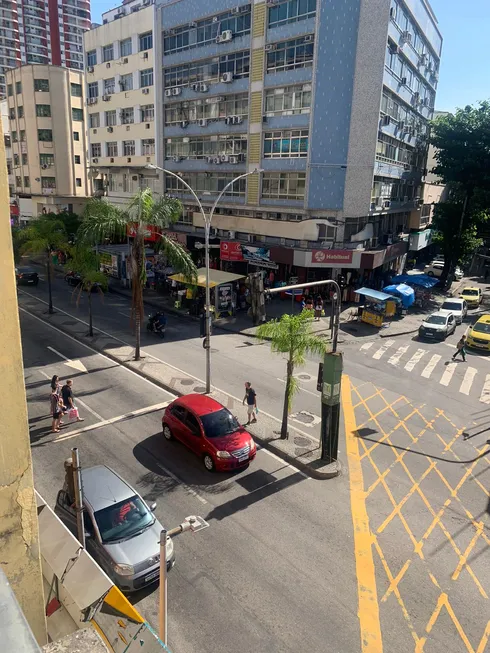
163, 425, 173, 440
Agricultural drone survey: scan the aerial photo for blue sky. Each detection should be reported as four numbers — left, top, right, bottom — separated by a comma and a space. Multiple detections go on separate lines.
90, 0, 490, 113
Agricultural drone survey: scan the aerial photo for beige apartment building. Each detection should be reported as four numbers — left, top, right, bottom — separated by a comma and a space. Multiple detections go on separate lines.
6, 65, 90, 217
84, 0, 157, 207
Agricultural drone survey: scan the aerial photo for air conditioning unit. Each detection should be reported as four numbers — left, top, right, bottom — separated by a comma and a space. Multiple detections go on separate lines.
190, 83, 199, 91
110, 157, 114, 163
198, 83, 209, 92
265, 43, 276, 52
229, 155, 239, 164
207, 156, 214, 164
266, 0, 279, 5
189, 21, 197, 27
221, 72, 233, 83
212, 16, 218, 22
383, 200, 391, 209
225, 116, 233, 125
419, 53, 427, 65
304, 35, 313, 42
173, 156, 182, 162
213, 157, 221, 164
398, 120, 405, 131
412, 92, 420, 103
217, 30, 233, 43
107, 126, 113, 132
220, 155, 229, 163
102, 94, 111, 101
92, 158, 98, 163
198, 118, 207, 127
228, 231, 235, 239
41, 164, 48, 169
280, 238, 286, 245
232, 115, 243, 124
106, 62, 111, 68
122, 57, 128, 63
247, 235, 255, 243
240, 3, 251, 11
400, 30, 412, 43
382, 115, 390, 126
143, 52, 149, 59
171, 87, 182, 95
388, 41, 399, 54
142, 88, 150, 94
164, 89, 172, 97
181, 120, 189, 128
87, 66, 94, 73
401, 76, 407, 85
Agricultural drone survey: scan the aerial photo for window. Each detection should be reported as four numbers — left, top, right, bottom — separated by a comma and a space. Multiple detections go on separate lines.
164, 92, 249, 125
119, 73, 133, 91
139, 68, 153, 87
15, 175, 21, 187
21, 153, 27, 165
94, 496, 153, 544
36, 104, 51, 117
71, 82, 82, 97
41, 176, 56, 189
267, 35, 314, 73
89, 113, 100, 128
103, 77, 115, 95
76, 178, 82, 187
265, 85, 311, 116
164, 51, 250, 88
11, 130, 17, 142
120, 107, 134, 124
105, 110, 116, 126
13, 154, 19, 165
106, 141, 118, 157
34, 78, 49, 92
165, 172, 246, 197
120, 37, 132, 57
17, 106, 23, 118
269, 0, 316, 27
72, 108, 83, 121
40, 153, 54, 167
123, 140, 135, 156
140, 104, 154, 122
74, 155, 81, 164
165, 134, 247, 159
38, 128, 52, 141
24, 176, 30, 187
91, 143, 101, 157
142, 138, 155, 155
7, 83, 12, 96
87, 49, 96, 66
102, 44, 114, 62
264, 129, 308, 157
15, 81, 21, 93
9, 107, 15, 119
20, 130, 25, 142
73, 131, 80, 141
88, 82, 99, 99
138, 31, 152, 52
376, 133, 415, 166
262, 172, 306, 200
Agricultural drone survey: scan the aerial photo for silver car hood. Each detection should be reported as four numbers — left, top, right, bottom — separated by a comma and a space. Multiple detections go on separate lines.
103, 518, 163, 566
421, 321, 446, 331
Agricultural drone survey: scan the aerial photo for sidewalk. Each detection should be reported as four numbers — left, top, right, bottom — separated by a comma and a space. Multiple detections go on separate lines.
18, 290, 340, 480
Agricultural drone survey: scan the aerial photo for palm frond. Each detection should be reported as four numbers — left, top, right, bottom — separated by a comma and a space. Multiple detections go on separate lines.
79, 198, 128, 244
159, 235, 197, 281
19, 215, 69, 256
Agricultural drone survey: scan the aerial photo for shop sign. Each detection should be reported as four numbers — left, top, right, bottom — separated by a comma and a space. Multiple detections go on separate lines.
220, 241, 243, 261
409, 229, 432, 251
312, 250, 353, 265
126, 223, 158, 242
242, 245, 278, 270
99, 252, 119, 278
217, 283, 233, 312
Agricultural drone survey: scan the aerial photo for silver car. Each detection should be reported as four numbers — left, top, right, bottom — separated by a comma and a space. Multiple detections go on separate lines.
440, 298, 467, 325
55, 465, 175, 592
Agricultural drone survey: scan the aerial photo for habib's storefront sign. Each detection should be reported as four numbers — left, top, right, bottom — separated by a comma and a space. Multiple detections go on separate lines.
126, 223, 158, 242
311, 250, 354, 265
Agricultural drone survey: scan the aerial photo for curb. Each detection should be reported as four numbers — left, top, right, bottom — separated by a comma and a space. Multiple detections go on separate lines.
380, 327, 419, 338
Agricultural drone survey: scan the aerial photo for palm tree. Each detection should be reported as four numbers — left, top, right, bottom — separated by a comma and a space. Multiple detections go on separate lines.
19, 216, 68, 314
257, 310, 328, 439
79, 189, 197, 360
65, 245, 108, 337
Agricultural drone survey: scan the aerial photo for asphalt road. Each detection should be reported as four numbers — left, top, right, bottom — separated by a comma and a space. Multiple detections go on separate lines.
23, 311, 361, 653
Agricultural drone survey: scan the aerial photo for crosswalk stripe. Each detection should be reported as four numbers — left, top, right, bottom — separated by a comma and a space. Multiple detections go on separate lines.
460, 367, 477, 395
480, 375, 490, 403
360, 342, 374, 351
404, 349, 426, 372
421, 354, 441, 378
440, 362, 457, 386
388, 344, 410, 366
372, 339, 395, 360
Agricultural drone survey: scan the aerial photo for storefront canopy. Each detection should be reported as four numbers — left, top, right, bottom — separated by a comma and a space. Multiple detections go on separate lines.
383, 283, 415, 308
169, 267, 245, 288
355, 287, 395, 302
391, 274, 439, 289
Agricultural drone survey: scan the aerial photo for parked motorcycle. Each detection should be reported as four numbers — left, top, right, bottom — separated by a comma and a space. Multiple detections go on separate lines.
147, 312, 166, 338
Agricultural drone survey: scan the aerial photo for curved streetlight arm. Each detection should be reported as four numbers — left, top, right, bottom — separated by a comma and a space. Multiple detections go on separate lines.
146, 164, 207, 226
208, 168, 262, 225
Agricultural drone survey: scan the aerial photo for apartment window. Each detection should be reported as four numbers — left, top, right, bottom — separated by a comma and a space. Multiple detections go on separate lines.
7, 83, 12, 96
11, 131, 17, 142
91, 143, 101, 157
41, 176, 56, 189
165, 172, 246, 197
106, 141, 118, 157
20, 130, 26, 141
73, 131, 80, 141
9, 107, 15, 119
13, 153, 19, 165
376, 133, 415, 166
15, 175, 21, 187
120, 107, 134, 124
88, 82, 99, 99
120, 38, 132, 57
165, 134, 247, 159
74, 155, 81, 164
34, 78, 49, 92
164, 93, 249, 125
140, 104, 154, 122
265, 84, 311, 116
75, 178, 82, 187
262, 172, 306, 200
36, 104, 51, 117
103, 77, 115, 95
164, 51, 250, 88
142, 138, 155, 155
105, 110, 116, 126
87, 49, 96, 66
21, 153, 27, 165
15, 81, 21, 93
72, 108, 84, 121
40, 153, 54, 167
89, 113, 100, 128
38, 128, 52, 141
138, 31, 152, 52
264, 129, 308, 157
102, 44, 114, 62
119, 73, 133, 91
24, 176, 29, 187
268, 0, 316, 28
71, 82, 82, 97
140, 68, 153, 88
267, 36, 314, 73
17, 106, 24, 118
123, 140, 135, 156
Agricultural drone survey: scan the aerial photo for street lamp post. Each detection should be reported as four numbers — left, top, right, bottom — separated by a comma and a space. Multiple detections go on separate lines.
146, 164, 262, 394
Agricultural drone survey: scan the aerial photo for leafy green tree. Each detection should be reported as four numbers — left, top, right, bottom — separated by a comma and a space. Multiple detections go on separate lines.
19, 216, 68, 313
65, 245, 108, 337
79, 189, 196, 360
44, 211, 82, 243
257, 310, 328, 439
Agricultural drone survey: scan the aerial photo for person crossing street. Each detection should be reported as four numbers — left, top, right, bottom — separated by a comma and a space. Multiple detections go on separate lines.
452, 335, 467, 362
243, 381, 257, 425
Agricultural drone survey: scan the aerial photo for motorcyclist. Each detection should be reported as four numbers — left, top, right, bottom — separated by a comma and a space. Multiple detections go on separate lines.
149, 311, 166, 333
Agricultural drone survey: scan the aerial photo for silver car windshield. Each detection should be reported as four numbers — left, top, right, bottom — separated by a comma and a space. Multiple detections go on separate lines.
442, 303, 461, 311
95, 496, 154, 543
426, 316, 446, 325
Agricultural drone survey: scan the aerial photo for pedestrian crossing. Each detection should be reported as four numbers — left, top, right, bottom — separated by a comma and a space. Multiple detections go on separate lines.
359, 339, 490, 403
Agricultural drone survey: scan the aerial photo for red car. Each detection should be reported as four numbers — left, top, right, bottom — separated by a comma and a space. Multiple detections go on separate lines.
162, 394, 256, 472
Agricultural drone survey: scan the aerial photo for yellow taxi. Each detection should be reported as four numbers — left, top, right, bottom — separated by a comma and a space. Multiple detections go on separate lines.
467, 315, 490, 351
460, 287, 482, 309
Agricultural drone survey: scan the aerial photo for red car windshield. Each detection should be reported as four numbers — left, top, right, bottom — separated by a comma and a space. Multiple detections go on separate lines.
200, 409, 240, 438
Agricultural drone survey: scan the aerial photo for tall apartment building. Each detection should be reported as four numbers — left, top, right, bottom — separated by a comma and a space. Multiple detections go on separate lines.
6, 64, 90, 216
0, 0, 90, 97
151, 0, 441, 282
83, 0, 157, 207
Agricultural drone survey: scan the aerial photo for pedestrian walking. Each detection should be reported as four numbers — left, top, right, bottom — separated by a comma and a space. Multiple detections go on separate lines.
314, 296, 323, 321
242, 381, 257, 425
61, 379, 84, 422
49, 374, 63, 419
452, 335, 467, 362
51, 393, 64, 433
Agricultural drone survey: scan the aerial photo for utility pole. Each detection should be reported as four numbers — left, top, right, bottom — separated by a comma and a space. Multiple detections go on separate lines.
71, 448, 85, 548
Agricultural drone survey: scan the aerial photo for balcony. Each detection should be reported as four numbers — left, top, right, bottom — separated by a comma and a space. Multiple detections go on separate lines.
42, 187, 56, 195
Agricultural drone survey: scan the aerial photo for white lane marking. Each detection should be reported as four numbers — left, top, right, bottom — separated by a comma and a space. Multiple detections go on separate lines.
75, 398, 104, 422
155, 461, 208, 504
118, 311, 131, 317
47, 346, 88, 373
372, 339, 395, 360
276, 377, 318, 398
440, 362, 457, 386
259, 448, 309, 479
404, 349, 426, 372
460, 367, 477, 395
421, 354, 441, 379
480, 375, 490, 404
388, 344, 409, 367
443, 342, 457, 349
360, 342, 374, 351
